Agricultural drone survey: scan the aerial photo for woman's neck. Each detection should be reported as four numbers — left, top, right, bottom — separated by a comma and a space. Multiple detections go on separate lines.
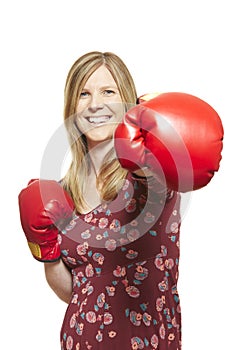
87, 139, 114, 175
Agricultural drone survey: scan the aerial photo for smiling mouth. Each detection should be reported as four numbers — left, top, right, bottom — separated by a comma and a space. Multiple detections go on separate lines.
86, 116, 112, 124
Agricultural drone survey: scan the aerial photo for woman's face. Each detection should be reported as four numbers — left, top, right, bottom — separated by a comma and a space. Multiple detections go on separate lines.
75, 65, 125, 148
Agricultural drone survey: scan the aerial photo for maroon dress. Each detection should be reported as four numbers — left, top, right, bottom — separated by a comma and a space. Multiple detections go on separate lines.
59, 173, 182, 350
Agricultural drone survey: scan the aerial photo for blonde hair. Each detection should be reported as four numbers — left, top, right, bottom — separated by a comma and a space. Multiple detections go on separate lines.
62, 51, 137, 213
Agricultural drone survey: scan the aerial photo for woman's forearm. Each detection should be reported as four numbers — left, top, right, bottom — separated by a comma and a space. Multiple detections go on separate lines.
44, 260, 73, 304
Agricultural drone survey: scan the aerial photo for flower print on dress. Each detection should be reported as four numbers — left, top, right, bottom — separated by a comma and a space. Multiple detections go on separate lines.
171, 316, 180, 330
58, 233, 62, 244
75, 342, 80, 350
142, 312, 152, 326
81, 281, 94, 296
138, 193, 147, 207
164, 307, 172, 323
161, 246, 167, 256
130, 219, 138, 227
85, 311, 97, 324
144, 212, 156, 224
124, 191, 130, 200
154, 245, 168, 271
126, 249, 138, 259
76, 322, 84, 336
125, 198, 137, 213
131, 336, 144, 349
159, 323, 166, 340
108, 330, 117, 338
109, 219, 121, 232
113, 265, 126, 278
97, 293, 105, 308
61, 248, 69, 257
96, 330, 103, 342
95, 203, 106, 213
127, 229, 140, 242
103, 312, 113, 325
66, 335, 74, 350
79, 298, 88, 314
62, 218, 77, 234
154, 255, 165, 271
149, 230, 157, 237
85, 263, 94, 277
165, 258, 175, 270
98, 217, 109, 229
154, 245, 176, 294
170, 221, 179, 233
95, 234, 102, 241
105, 208, 111, 216
151, 334, 159, 349
81, 230, 91, 240
70, 313, 76, 328
158, 276, 169, 292
70, 295, 78, 306
84, 213, 93, 223
92, 252, 105, 265
64, 255, 77, 266
130, 310, 142, 326
122, 179, 130, 190
125, 285, 140, 298
76, 242, 89, 255
105, 239, 117, 251
102, 231, 109, 238
128, 310, 152, 327
156, 296, 165, 312
72, 269, 87, 287
105, 285, 115, 297
134, 265, 149, 281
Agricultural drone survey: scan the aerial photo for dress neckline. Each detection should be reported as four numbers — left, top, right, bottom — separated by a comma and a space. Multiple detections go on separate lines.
76, 172, 132, 216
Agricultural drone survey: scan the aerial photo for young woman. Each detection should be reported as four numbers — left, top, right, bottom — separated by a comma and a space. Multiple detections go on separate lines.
19, 51, 223, 350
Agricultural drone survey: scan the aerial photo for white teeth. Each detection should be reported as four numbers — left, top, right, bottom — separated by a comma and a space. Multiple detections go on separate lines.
88, 116, 110, 124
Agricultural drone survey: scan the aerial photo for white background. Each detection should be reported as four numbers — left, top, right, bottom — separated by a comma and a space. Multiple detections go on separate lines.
1, 0, 232, 349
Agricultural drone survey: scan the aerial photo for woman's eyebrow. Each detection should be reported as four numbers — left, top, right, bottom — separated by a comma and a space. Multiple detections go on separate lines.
81, 85, 118, 90
101, 85, 119, 90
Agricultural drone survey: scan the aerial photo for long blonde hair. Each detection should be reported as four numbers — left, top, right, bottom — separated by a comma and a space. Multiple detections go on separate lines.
62, 51, 137, 213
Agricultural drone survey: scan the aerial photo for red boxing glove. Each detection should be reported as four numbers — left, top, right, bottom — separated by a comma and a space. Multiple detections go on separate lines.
115, 92, 224, 192
18, 179, 75, 262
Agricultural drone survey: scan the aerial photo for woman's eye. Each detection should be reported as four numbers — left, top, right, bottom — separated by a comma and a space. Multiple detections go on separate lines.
80, 91, 89, 98
103, 89, 115, 96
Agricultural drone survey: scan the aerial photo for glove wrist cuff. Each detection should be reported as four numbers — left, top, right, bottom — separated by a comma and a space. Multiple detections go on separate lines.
28, 241, 61, 262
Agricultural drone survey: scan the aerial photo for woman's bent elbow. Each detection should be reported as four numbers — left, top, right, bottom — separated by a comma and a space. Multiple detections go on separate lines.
44, 260, 73, 304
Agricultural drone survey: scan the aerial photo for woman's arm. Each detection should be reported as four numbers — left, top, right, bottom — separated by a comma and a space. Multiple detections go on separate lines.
44, 260, 73, 304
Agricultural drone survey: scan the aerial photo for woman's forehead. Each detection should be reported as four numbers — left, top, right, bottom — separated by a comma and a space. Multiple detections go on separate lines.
83, 65, 117, 89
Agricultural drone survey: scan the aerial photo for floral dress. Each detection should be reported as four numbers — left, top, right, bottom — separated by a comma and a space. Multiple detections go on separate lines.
59, 173, 182, 350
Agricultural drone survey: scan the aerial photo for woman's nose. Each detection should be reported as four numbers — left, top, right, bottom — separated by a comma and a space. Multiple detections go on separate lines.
89, 92, 104, 111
